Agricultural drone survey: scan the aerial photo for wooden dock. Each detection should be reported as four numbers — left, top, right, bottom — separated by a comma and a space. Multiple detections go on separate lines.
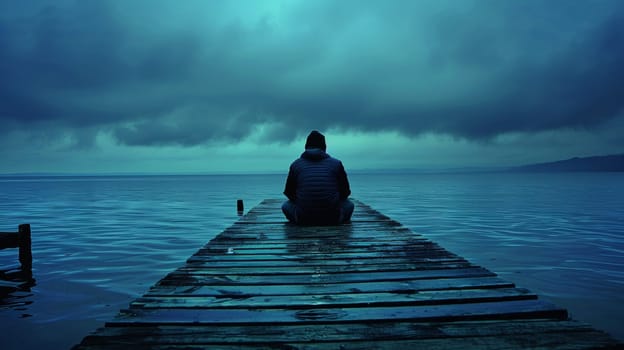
74, 199, 621, 349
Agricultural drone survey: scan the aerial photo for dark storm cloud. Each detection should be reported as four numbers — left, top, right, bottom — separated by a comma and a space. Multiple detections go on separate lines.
1, 0, 623, 147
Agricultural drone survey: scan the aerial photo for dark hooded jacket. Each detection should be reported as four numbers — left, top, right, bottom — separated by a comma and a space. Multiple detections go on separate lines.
283, 148, 351, 223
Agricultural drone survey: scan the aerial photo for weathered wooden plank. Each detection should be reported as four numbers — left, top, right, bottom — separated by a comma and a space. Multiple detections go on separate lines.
214, 228, 415, 241
186, 250, 458, 263
184, 256, 464, 268
204, 237, 431, 249
195, 245, 447, 259
208, 236, 422, 247
201, 238, 434, 252
196, 241, 450, 255
73, 320, 618, 347
158, 267, 496, 286
221, 232, 406, 242
146, 276, 516, 297
131, 288, 537, 310
0, 232, 19, 248
73, 331, 624, 350
177, 261, 473, 275
188, 251, 452, 263
109, 299, 568, 326
199, 242, 439, 254
198, 241, 441, 253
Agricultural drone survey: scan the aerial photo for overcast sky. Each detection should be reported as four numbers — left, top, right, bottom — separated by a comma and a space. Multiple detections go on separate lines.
1, 0, 623, 173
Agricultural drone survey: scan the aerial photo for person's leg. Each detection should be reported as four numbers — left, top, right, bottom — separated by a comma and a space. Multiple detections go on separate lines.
281, 200, 298, 223
338, 199, 354, 223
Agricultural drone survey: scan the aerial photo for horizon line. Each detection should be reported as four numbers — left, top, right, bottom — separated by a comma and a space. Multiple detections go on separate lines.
0, 166, 510, 177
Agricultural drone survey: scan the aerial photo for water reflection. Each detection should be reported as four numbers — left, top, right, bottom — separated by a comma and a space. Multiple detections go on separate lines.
0, 267, 36, 316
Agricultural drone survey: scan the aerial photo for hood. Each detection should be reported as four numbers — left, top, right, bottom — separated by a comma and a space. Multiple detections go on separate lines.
301, 148, 330, 161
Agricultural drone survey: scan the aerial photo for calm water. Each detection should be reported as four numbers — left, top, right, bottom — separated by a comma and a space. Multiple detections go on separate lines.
1, 173, 623, 349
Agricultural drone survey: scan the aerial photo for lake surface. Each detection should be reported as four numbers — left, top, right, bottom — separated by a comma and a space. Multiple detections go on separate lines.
1, 172, 623, 349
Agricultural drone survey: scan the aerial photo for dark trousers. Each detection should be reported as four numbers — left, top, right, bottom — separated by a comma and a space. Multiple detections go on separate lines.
282, 199, 354, 225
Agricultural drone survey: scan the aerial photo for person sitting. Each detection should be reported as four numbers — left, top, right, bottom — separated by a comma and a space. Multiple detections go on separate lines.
281, 130, 354, 225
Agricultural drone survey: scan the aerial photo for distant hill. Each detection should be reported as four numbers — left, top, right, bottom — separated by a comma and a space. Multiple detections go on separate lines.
513, 154, 624, 172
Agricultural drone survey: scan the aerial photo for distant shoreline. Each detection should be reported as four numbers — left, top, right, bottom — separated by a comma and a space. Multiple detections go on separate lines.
511, 153, 624, 173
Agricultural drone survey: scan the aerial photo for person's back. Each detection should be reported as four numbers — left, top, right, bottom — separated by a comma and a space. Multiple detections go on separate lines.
282, 131, 354, 225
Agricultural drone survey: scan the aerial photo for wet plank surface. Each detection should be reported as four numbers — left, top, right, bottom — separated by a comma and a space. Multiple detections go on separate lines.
74, 199, 621, 349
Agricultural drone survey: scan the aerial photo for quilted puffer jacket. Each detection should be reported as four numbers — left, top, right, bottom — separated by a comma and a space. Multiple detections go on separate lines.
283, 149, 351, 223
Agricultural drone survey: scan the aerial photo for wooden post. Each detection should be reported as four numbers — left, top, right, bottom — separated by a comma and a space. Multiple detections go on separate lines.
18, 224, 32, 271
0, 231, 18, 249
237, 199, 244, 215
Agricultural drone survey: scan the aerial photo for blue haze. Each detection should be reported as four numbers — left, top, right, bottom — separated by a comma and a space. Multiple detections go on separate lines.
0, 173, 623, 349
